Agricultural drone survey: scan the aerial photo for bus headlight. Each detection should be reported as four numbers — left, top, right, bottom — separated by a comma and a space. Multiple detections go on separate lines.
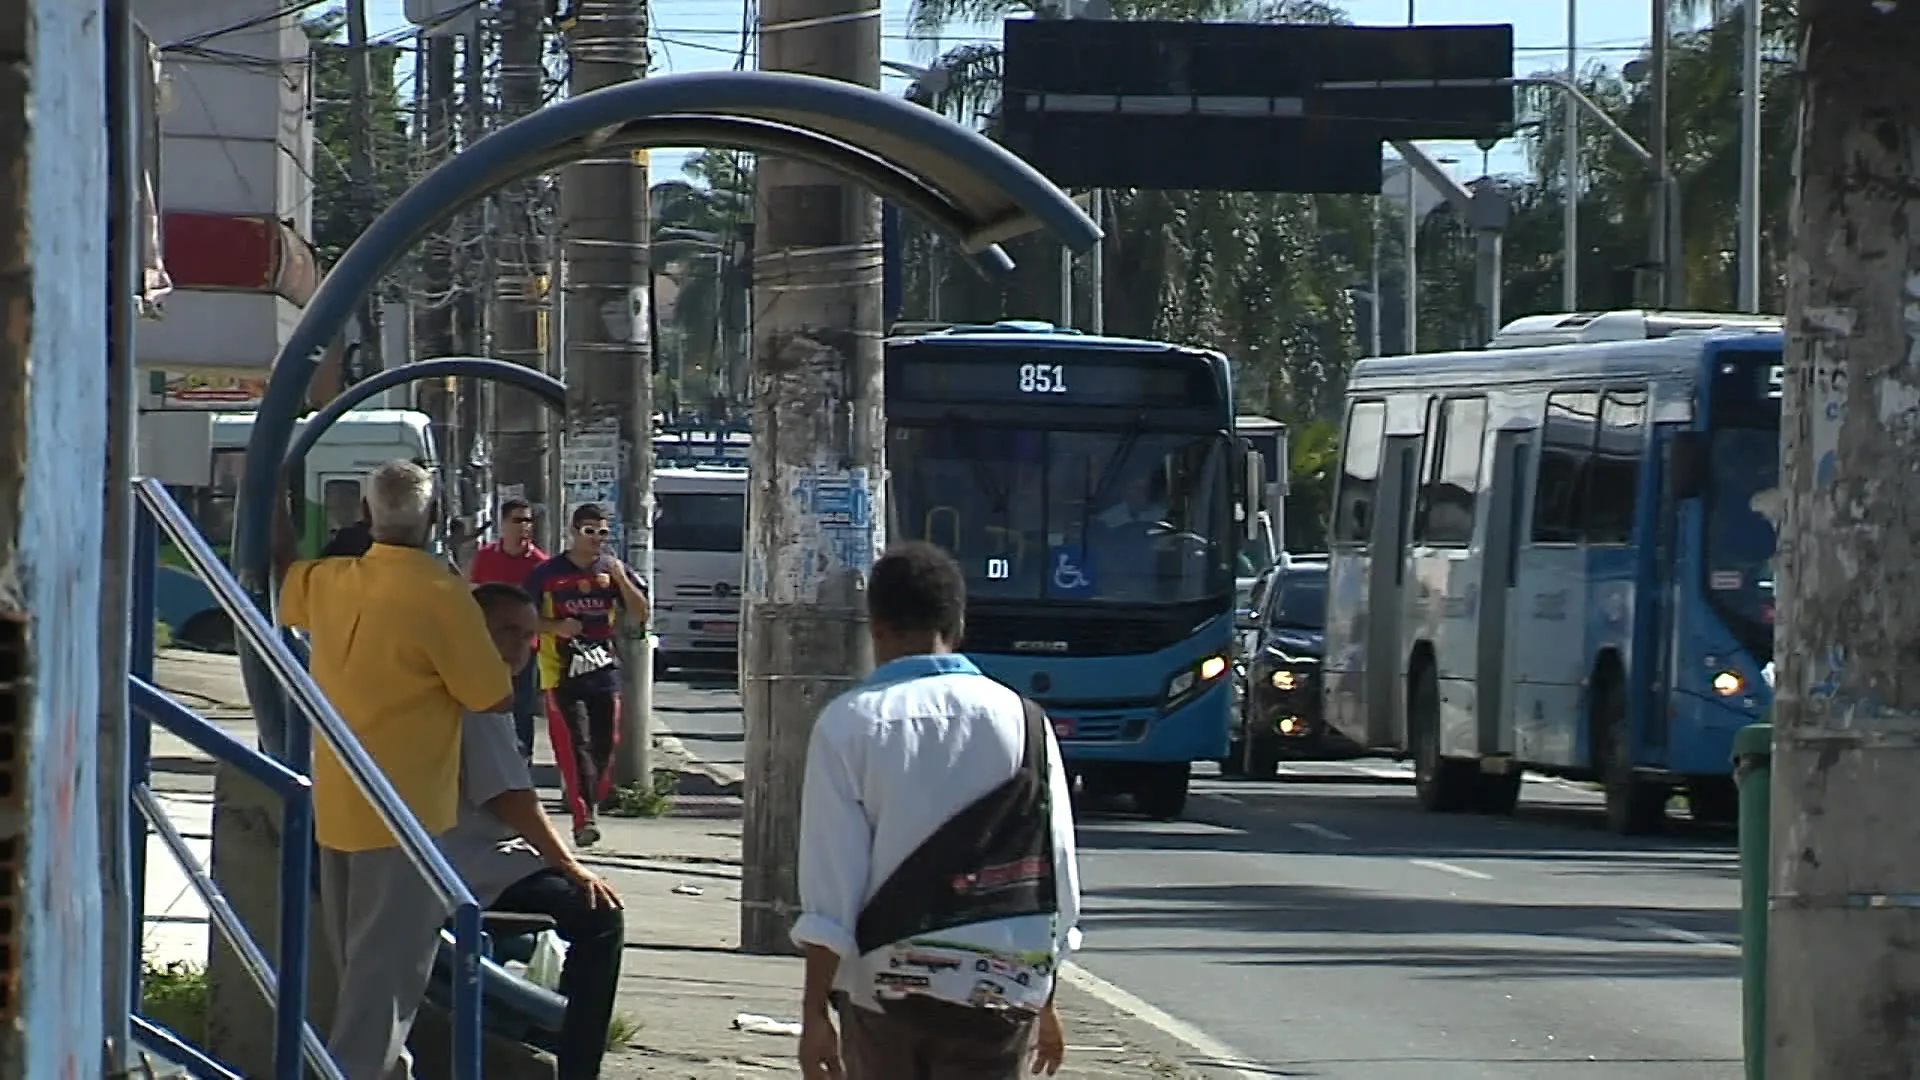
1271, 669, 1297, 691
1166, 655, 1229, 705
1712, 671, 1744, 696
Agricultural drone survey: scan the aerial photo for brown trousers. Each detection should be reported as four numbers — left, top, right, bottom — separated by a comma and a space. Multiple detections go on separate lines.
834, 994, 1035, 1080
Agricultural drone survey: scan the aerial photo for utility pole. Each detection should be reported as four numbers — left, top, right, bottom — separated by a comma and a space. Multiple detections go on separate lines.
1647, 0, 1673, 309
416, 33, 457, 441
1403, 0, 1418, 352
739, 0, 885, 953
1562, 0, 1578, 311
457, 21, 491, 520
345, 0, 383, 381
1770, 4, 1920, 1074
1736, 0, 1763, 312
562, 0, 654, 788
492, 0, 552, 517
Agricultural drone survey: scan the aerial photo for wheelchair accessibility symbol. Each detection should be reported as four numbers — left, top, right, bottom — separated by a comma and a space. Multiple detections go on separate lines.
1050, 547, 1094, 596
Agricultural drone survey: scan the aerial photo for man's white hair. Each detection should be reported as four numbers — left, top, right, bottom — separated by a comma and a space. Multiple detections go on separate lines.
364, 459, 435, 543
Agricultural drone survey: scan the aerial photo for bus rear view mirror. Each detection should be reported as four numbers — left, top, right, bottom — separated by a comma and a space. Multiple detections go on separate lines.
1669, 431, 1706, 499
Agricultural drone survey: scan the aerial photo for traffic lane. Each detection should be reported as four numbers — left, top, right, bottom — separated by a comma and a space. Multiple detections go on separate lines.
1197, 770, 1740, 921
652, 676, 745, 778
1068, 781, 1742, 1079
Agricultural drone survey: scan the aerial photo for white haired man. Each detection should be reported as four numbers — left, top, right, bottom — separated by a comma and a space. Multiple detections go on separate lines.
274, 459, 514, 1080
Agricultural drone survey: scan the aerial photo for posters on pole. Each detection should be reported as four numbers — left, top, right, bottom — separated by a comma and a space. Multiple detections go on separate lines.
561, 421, 624, 553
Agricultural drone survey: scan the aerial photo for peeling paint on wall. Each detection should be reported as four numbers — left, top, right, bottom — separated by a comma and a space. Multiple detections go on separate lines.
11, 0, 110, 1076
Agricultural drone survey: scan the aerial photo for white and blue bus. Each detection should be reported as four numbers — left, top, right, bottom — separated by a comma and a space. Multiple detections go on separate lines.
885, 322, 1267, 818
1322, 310, 1779, 834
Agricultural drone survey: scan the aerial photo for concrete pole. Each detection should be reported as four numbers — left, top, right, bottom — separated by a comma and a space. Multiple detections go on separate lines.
1736, 0, 1763, 312
1563, 0, 1579, 311
491, 0, 553, 516
740, 0, 885, 953
1770, 5, 1920, 1074
1369, 198, 1382, 355
345, 0, 383, 379
1648, 0, 1672, 308
1403, 0, 1418, 353
563, 0, 654, 789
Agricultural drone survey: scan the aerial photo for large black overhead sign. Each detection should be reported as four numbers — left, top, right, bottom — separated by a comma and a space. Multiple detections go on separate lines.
1000, 20, 1514, 193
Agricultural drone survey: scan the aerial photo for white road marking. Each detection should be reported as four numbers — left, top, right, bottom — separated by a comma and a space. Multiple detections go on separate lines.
1290, 821, 1352, 842
1060, 964, 1270, 1080
1617, 916, 1741, 954
1409, 858, 1493, 881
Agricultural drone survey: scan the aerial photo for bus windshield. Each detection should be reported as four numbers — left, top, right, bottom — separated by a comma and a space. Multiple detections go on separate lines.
891, 423, 1233, 604
1706, 425, 1777, 654
656, 490, 745, 553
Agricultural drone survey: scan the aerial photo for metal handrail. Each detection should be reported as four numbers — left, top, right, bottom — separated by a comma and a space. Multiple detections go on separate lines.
131, 478, 484, 1078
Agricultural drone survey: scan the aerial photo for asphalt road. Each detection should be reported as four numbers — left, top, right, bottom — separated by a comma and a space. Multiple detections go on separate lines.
651, 677, 1745, 1080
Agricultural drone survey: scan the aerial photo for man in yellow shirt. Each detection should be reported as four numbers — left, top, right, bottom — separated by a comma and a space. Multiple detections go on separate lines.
277, 459, 512, 1080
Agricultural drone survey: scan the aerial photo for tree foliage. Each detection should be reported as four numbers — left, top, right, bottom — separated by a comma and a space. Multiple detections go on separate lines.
303, 10, 412, 266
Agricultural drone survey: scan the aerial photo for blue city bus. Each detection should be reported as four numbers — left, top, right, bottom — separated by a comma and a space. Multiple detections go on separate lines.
885, 321, 1266, 818
1321, 310, 1780, 834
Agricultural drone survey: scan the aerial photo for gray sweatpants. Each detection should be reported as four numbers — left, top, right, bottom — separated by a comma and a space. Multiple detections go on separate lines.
318, 842, 452, 1080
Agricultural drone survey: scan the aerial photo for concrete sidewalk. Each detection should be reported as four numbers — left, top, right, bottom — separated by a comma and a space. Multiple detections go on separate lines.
145, 649, 1215, 1079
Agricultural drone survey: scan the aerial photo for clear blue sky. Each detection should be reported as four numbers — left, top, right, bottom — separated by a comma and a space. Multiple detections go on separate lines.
367, 0, 1677, 182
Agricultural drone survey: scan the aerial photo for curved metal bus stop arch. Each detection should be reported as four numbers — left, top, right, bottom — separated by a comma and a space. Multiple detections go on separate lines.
232, 70, 1101, 760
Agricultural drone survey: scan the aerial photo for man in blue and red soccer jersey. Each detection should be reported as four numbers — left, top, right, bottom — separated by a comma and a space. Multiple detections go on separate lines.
525, 503, 651, 847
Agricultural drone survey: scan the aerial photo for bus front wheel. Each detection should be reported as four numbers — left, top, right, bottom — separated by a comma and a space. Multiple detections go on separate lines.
1410, 665, 1474, 813
1134, 763, 1191, 820
1595, 672, 1667, 836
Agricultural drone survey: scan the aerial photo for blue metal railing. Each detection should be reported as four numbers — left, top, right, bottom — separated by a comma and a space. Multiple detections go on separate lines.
129, 478, 486, 1080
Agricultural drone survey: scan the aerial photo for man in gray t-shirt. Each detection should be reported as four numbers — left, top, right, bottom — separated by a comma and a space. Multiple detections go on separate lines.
449, 583, 626, 1080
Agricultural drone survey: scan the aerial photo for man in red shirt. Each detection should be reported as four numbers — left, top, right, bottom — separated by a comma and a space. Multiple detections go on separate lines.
468, 497, 548, 761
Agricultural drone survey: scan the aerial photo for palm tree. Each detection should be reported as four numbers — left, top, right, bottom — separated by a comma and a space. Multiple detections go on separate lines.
651, 149, 754, 407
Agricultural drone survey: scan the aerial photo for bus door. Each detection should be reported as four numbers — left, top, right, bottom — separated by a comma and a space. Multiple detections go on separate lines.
1364, 433, 1421, 746
1474, 427, 1533, 756
1638, 423, 1685, 759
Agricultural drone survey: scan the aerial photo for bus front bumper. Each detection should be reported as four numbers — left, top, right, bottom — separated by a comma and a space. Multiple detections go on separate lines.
1049, 680, 1233, 764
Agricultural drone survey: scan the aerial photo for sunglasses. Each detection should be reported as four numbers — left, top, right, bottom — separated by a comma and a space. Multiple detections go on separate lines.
577, 526, 611, 538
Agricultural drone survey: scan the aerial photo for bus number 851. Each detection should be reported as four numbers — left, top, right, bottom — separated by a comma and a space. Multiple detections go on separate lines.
1019, 363, 1068, 394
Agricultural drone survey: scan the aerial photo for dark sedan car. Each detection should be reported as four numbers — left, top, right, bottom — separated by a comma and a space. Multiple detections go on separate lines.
1223, 560, 1358, 776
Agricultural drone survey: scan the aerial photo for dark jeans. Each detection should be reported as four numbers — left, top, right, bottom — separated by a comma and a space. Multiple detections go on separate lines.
511, 661, 540, 760
493, 869, 624, 1080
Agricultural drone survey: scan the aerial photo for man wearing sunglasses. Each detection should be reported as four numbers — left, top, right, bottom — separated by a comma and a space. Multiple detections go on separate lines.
524, 503, 650, 847
468, 498, 549, 761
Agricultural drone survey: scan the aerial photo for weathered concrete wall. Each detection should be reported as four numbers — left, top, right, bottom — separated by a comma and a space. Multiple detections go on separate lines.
0, 1, 112, 1076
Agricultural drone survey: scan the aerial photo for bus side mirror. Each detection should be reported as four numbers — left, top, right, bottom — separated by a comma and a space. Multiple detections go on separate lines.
1669, 431, 1705, 500
1244, 451, 1265, 540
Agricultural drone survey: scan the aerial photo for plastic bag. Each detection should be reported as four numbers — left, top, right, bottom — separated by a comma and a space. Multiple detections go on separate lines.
525, 929, 568, 992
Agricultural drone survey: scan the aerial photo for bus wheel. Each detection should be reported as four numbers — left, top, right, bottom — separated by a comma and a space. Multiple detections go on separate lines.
1596, 673, 1667, 836
1687, 777, 1738, 826
178, 610, 235, 654
1470, 772, 1522, 816
1410, 666, 1473, 813
1134, 763, 1191, 820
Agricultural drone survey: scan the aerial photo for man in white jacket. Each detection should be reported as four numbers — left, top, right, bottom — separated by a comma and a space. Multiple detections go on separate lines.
791, 542, 1082, 1080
